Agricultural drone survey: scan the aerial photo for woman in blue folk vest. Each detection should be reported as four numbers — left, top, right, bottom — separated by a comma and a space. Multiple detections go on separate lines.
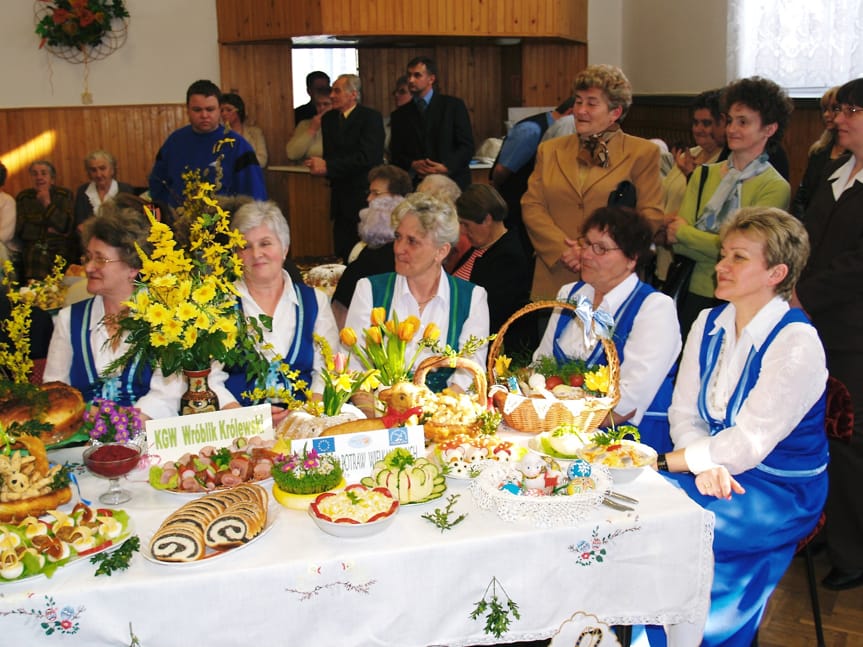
210, 201, 340, 427
534, 206, 681, 452
343, 192, 489, 393
658, 207, 828, 646
43, 201, 183, 419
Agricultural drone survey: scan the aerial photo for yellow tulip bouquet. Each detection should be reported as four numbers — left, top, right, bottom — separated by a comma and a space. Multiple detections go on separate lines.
339, 307, 441, 386
109, 173, 270, 382
311, 334, 380, 416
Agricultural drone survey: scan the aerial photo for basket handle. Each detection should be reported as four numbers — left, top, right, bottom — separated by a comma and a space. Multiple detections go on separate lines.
414, 355, 488, 399
487, 300, 620, 404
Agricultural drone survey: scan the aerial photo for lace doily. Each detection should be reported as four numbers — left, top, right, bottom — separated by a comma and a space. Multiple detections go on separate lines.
469, 463, 612, 528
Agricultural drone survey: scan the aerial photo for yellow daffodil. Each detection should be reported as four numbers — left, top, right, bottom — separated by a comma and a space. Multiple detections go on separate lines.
422, 322, 441, 342
584, 365, 610, 394
495, 354, 512, 377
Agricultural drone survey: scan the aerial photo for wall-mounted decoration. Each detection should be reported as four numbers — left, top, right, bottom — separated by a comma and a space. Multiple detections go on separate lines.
34, 0, 130, 102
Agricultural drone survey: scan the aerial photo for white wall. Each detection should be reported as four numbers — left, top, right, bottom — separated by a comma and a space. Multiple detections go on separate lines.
2, 0, 728, 108
589, 0, 728, 94
0, 0, 219, 108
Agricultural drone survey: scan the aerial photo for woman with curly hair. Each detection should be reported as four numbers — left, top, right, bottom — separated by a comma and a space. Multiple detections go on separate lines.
665, 76, 793, 337
522, 64, 664, 300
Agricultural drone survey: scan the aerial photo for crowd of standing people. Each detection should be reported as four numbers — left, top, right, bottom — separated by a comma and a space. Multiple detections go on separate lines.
2, 57, 862, 646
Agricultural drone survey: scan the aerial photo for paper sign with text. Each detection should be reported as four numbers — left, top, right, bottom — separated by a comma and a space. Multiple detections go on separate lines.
290, 425, 425, 484
145, 404, 273, 463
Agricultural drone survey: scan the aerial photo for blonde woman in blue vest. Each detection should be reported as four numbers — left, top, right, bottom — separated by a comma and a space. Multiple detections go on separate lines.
658, 207, 828, 646
343, 192, 489, 393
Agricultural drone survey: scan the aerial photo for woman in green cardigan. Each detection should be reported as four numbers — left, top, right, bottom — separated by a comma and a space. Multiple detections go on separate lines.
666, 77, 793, 337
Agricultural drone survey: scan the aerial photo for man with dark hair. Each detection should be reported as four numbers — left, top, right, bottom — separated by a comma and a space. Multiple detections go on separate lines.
491, 97, 576, 258
149, 79, 266, 208
295, 71, 331, 124
306, 74, 384, 261
389, 56, 474, 190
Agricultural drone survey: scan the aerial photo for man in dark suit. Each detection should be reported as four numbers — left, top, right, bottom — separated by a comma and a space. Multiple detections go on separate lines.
306, 74, 385, 261
389, 56, 475, 190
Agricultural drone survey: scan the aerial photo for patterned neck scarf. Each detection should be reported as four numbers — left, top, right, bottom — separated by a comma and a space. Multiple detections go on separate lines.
694, 152, 772, 232
578, 123, 621, 168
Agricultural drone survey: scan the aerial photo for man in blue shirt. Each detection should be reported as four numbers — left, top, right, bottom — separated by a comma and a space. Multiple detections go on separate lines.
491, 97, 574, 258
149, 80, 267, 208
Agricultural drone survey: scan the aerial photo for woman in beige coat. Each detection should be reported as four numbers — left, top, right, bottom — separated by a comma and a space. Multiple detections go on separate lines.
522, 64, 664, 299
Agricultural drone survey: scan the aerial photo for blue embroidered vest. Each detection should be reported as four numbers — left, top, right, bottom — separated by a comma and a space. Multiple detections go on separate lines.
224, 282, 318, 405
69, 299, 152, 405
552, 280, 677, 451
368, 272, 475, 393
698, 305, 828, 479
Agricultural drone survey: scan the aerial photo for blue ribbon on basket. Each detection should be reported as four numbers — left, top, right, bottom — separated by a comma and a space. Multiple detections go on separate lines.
569, 295, 614, 346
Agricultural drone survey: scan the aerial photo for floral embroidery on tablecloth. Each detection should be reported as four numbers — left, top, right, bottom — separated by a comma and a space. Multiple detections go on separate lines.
569, 521, 641, 566
0, 595, 84, 635
285, 580, 377, 600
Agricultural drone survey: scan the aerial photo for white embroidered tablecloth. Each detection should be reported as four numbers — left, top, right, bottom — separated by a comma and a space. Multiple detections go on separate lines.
0, 447, 714, 647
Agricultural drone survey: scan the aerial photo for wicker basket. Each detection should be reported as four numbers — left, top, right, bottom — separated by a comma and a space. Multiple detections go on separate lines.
487, 300, 620, 434
414, 355, 488, 443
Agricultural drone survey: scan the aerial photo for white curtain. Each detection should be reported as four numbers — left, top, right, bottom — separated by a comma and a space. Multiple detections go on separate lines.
728, 0, 863, 95
292, 48, 359, 108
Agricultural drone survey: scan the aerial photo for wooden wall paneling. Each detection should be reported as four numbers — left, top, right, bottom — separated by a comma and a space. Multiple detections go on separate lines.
220, 42, 294, 169
0, 105, 187, 197
217, 0, 586, 41
357, 47, 432, 118
520, 42, 587, 107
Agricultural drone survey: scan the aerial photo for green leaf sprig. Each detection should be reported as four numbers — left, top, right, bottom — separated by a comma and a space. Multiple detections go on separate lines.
469, 576, 521, 638
593, 423, 640, 446
421, 493, 467, 533
91, 535, 140, 576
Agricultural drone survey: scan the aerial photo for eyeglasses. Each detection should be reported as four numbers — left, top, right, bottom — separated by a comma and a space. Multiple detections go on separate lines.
393, 88, 410, 96
366, 189, 390, 197
81, 254, 122, 266
831, 104, 863, 118
576, 237, 620, 256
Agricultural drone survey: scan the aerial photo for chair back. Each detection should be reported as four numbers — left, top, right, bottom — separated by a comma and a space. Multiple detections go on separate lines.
825, 376, 854, 444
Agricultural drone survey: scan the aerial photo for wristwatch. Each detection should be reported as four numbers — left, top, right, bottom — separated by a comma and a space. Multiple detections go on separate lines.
656, 453, 669, 471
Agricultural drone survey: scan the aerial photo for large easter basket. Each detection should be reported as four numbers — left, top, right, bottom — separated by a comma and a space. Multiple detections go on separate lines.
487, 300, 620, 434
414, 355, 488, 444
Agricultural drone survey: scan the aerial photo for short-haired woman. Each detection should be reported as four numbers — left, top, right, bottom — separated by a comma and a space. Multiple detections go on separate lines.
73, 149, 134, 234
534, 206, 681, 450
210, 200, 340, 426
522, 64, 664, 300
666, 76, 794, 337
43, 200, 183, 419
15, 160, 76, 280
660, 207, 828, 645
343, 192, 489, 392
453, 184, 533, 352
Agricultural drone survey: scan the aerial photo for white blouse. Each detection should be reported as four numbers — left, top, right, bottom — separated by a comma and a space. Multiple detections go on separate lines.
344, 268, 490, 392
43, 295, 184, 419
669, 297, 827, 475
209, 272, 340, 404
534, 273, 681, 424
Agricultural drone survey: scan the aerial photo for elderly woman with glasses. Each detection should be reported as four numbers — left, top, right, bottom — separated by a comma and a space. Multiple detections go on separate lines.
43, 200, 183, 419
660, 207, 827, 645
534, 206, 681, 451
794, 77, 863, 592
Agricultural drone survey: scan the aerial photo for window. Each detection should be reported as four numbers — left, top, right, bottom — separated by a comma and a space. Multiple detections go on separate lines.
292, 48, 358, 108
727, 0, 863, 97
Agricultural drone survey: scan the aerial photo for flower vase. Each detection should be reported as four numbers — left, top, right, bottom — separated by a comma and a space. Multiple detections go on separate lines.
181, 368, 219, 415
